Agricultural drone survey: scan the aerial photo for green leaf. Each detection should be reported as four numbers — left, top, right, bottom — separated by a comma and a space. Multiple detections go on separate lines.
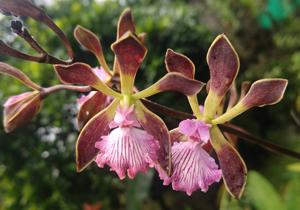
246, 171, 284, 210
284, 178, 300, 210
219, 188, 243, 210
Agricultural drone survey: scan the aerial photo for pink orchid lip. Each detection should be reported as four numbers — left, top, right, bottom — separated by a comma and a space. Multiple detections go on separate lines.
94, 105, 161, 179
95, 126, 160, 179
167, 140, 222, 196
109, 105, 140, 128
164, 119, 221, 196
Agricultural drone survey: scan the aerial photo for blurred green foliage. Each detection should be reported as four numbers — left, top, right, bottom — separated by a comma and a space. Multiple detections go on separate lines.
0, 0, 300, 210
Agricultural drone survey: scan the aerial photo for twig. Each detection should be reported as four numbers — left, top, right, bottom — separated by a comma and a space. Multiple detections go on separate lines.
0, 0, 74, 64
41, 85, 92, 98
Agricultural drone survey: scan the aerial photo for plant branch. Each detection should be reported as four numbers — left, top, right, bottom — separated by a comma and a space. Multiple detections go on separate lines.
41, 85, 92, 98
0, 0, 74, 64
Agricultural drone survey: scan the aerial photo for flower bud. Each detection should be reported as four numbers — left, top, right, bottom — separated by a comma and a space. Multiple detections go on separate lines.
3, 91, 41, 132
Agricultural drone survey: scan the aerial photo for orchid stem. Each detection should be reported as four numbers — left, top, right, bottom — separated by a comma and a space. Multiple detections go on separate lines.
41, 84, 92, 98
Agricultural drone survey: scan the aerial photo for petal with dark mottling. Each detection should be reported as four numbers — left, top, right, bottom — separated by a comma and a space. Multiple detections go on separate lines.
241, 79, 288, 108
166, 140, 222, 196
111, 32, 147, 93
165, 49, 195, 79
210, 126, 247, 199
204, 35, 239, 119
95, 126, 160, 179
212, 79, 288, 124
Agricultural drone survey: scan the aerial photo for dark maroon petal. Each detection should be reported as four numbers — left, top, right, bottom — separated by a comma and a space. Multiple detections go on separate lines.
157, 73, 204, 96
76, 99, 119, 172
74, 26, 110, 72
212, 79, 288, 124
113, 8, 136, 75
54, 63, 99, 85
77, 92, 108, 130
0, 62, 41, 90
165, 49, 195, 79
133, 72, 205, 99
111, 32, 147, 78
210, 126, 247, 199
4, 92, 41, 133
135, 100, 171, 175
54, 63, 120, 98
117, 8, 136, 39
207, 34, 239, 97
74, 25, 102, 56
241, 79, 288, 108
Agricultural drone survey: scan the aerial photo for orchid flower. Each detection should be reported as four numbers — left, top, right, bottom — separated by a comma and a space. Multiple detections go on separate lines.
73, 10, 146, 130
54, 9, 204, 179
163, 35, 287, 198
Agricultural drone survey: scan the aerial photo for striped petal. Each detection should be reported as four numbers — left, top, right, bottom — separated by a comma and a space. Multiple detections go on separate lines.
204, 35, 239, 120
95, 126, 160, 179
76, 99, 119, 172
111, 32, 147, 93
210, 126, 247, 199
166, 140, 222, 196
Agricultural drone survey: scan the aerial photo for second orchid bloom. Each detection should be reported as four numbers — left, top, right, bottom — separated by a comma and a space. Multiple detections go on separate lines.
164, 35, 287, 197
